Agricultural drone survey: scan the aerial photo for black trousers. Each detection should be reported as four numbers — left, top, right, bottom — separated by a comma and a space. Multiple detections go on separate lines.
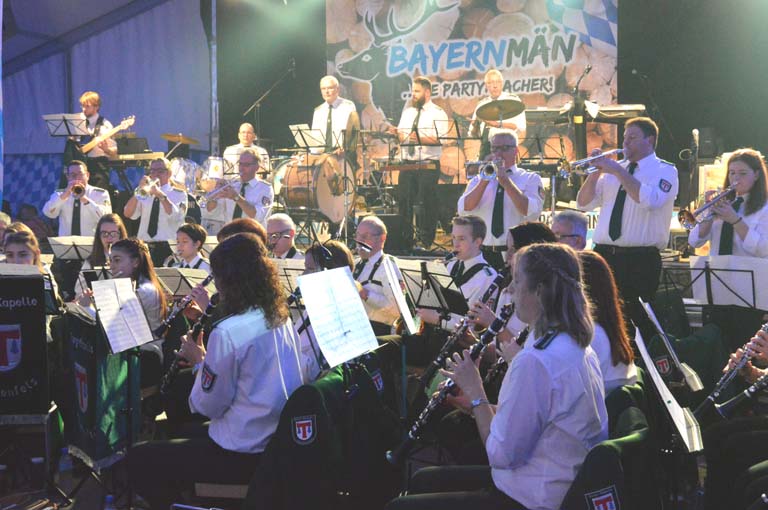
593, 244, 661, 342
385, 466, 526, 509
397, 168, 440, 248
128, 429, 261, 510
703, 416, 768, 510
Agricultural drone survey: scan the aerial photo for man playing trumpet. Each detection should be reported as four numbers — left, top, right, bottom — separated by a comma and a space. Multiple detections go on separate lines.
205, 149, 273, 227
44, 160, 112, 236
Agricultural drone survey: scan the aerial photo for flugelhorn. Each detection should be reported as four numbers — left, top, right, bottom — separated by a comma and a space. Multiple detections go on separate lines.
561, 148, 623, 175
678, 185, 736, 230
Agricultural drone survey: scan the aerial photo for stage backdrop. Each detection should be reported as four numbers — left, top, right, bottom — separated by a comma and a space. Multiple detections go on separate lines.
326, 0, 618, 184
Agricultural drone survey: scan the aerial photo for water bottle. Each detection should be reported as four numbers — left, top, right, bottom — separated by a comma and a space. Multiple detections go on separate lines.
104, 494, 117, 510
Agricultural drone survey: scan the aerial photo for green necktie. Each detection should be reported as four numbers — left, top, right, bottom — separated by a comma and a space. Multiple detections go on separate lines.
233, 182, 247, 219
71, 199, 81, 236
408, 108, 422, 157
325, 105, 333, 153
491, 179, 505, 238
147, 198, 160, 238
608, 162, 637, 241
718, 196, 744, 255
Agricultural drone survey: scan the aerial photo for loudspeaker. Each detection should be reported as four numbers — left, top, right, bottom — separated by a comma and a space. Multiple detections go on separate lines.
379, 214, 408, 254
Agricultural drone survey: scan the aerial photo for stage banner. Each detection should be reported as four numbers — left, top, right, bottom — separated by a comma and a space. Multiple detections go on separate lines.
327, 0, 618, 183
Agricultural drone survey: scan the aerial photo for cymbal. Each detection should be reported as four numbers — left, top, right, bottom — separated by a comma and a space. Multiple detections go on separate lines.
476, 97, 525, 122
360, 130, 397, 141
161, 133, 200, 145
275, 147, 305, 152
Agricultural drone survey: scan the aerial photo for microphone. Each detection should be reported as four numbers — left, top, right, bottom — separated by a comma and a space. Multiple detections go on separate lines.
289, 58, 296, 79
573, 64, 592, 94
631, 68, 649, 80
692, 128, 699, 150
584, 64, 592, 75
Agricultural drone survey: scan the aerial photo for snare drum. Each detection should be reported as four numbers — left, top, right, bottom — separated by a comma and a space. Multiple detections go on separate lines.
273, 154, 354, 224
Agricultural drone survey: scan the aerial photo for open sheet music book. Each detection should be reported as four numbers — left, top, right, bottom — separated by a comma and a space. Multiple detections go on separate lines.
297, 267, 378, 367
384, 257, 419, 335
274, 257, 305, 296
91, 278, 154, 354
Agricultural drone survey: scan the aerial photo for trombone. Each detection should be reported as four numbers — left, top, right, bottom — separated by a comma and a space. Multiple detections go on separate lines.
561, 148, 624, 175
677, 185, 736, 230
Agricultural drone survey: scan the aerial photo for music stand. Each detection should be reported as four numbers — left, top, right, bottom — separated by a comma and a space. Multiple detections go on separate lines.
435, 119, 463, 183
689, 256, 760, 309
398, 259, 466, 317
154, 268, 215, 299
48, 236, 94, 262
42, 114, 89, 137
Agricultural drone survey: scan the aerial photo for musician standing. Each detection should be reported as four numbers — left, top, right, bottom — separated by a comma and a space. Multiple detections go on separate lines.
124, 158, 187, 242
205, 149, 273, 227
457, 131, 544, 270
688, 148, 768, 257
267, 213, 303, 259
64, 91, 118, 178
353, 216, 404, 336
471, 69, 527, 160
577, 117, 677, 334
222, 122, 271, 172
311, 75, 357, 156
44, 160, 112, 236
396, 76, 449, 249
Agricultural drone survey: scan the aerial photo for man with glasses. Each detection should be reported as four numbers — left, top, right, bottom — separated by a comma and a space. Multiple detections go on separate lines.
44, 160, 112, 236
223, 122, 271, 172
470, 69, 527, 160
266, 213, 303, 259
353, 215, 404, 336
124, 157, 187, 245
457, 131, 544, 270
552, 210, 588, 250
205, 149, 273, 227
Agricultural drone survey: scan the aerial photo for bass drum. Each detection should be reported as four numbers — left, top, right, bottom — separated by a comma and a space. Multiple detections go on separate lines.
273, 154, 354, 224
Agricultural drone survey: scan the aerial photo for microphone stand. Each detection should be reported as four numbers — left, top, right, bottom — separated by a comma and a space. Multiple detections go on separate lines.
633, 70, 678, 150
569, 66, 591, 159
243, 60, 295, 139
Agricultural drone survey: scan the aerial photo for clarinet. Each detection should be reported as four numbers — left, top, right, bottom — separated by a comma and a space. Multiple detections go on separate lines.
159, 297, 216, 396
696, 368, 768, 427
419, 269, 508, 386
154, 273, 215, 337
386, 303, 514, 465
694, 321, 768, 419
483, 326, 528, 386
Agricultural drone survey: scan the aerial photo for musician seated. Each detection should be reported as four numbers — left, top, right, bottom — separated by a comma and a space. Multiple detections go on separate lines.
128, 233, 304, 510
354, 215, 404, 336
552, 210, 588, 250
417, 215, 497, 332
267, 213, 303, 260
386, 244, 608, 510
688, 148, 768, 257
222, 122, 271, 172
170, 223, 210, 272
74, 213, 127, 299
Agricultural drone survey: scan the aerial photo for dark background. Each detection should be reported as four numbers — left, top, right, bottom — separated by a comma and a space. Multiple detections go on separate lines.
213, 0, 768, 185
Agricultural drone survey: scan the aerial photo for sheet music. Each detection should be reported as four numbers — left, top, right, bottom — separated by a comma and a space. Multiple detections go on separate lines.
634, 328, 703, 453
690, 255, 764, 309
48, 236, 94, 260
201, 236, 219, 259
297, 267, 378, 367
155, 268, 214, 298
289, 123, 326, 148
274, 258, 305, 295
92, 278, 154, 353
42, 113, 89, 136
383, 257, 418, 335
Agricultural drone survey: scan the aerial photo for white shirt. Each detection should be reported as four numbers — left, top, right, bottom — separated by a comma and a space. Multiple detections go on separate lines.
136, 277, 164, 336
457, 165, 544, 246
275, 246, 304, 260
189, 308, 304, 453
688, 198, 768, 258
355, 251, 404, 326
443, 253, 497, 330
43, 185, 112, 236
488, 331, 608, 510
210, 177, 273, 226
81, 113, 117, 158
496, 288, 527, 339
128, 183, 187, 242
471, 92, 527, 139
293, 313, 323, 383
579, 152, 678, 249
591, 323, 638, 394
223, 143, 272, 172
174, 254, 211, 273
311, 97, 357, 152
397, 100, 449, 161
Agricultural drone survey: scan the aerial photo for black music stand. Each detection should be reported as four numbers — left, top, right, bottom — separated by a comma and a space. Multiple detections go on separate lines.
154, 268, 215, 300
289, 125, 333, 241
48, 236, 94, 262
42, 114, 89, 138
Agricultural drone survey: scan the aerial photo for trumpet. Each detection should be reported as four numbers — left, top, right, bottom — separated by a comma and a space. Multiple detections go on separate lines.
197, 179, 240, 207
561, 149, 624, 175
135, 178, 160, 198
71, 183, 86, 198
465, 159, 503, 181
678, 185, 736, 230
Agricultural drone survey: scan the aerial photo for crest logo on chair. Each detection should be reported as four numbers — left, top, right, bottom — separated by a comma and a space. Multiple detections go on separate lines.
0, 324, 22, 373
371, 369, 384, 394
654, 355, 671, 376
585, 485, 620, 510
292, 415, 317, 445
74, 362, 89, 413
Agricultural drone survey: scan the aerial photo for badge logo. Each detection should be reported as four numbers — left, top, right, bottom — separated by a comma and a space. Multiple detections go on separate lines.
292, 415, 317, 445
74, 362, 89, 413
371, 369, 384, 394
0, 325, 22, 373
585, 485, 620, 510
659, 179, 672, 192
654, 356, 671, 376
262, 196, 272, 206
201, 363, 217, 392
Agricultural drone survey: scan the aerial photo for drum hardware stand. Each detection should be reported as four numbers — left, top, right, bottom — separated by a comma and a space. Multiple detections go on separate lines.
243, 58, 296, 139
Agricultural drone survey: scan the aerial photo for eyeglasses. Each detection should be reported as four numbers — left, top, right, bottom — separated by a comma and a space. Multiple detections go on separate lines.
556, 234, 581, 240
100, 231, 121, 239
491, 145, 516, 152
268, 229, 291, 241
239, 162, 259, 167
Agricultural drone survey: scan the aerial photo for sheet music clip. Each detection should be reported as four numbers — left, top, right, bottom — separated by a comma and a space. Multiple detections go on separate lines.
48, 236, 95, 261
42, 113, 89, 137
